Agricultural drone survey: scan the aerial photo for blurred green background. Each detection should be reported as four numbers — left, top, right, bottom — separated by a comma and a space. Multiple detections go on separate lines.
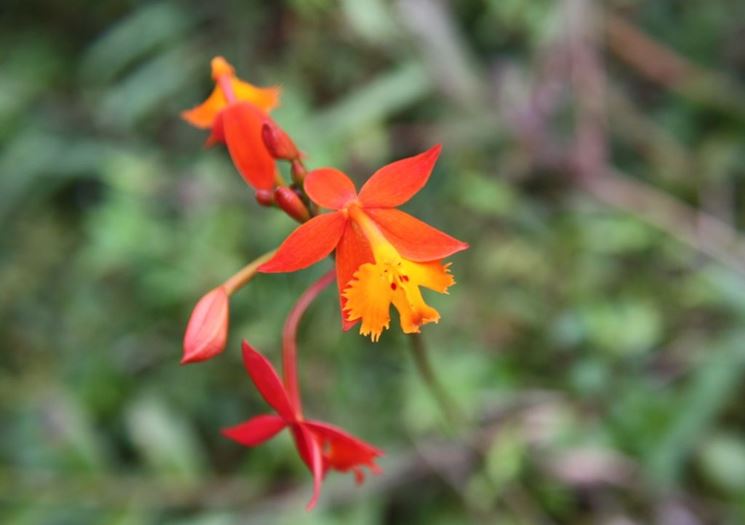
2, 0, 745, 523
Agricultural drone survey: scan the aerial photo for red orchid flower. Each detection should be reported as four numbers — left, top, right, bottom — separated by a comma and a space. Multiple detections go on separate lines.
258, 145, 469, 341
181, 56, 281, 191
223, 341, 382, 510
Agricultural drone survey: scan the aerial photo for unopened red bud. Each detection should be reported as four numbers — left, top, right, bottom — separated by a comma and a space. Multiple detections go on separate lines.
291, 159, 307, 184
262, 121, 300, 161
274, 186, 310, 223
182, 286, 229, 365
255, 189, 274, 207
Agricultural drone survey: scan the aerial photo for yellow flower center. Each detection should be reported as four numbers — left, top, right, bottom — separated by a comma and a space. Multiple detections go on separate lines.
342, 206, 454, 341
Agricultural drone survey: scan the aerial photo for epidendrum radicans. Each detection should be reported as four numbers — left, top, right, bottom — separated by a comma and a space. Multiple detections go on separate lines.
180, 57, 468, 509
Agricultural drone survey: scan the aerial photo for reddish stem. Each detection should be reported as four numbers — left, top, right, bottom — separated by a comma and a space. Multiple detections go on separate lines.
282, 269, 336, 418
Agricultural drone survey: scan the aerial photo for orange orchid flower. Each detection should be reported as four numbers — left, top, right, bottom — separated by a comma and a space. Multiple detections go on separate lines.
182, 56, 281, 191
259, 145, 469, 341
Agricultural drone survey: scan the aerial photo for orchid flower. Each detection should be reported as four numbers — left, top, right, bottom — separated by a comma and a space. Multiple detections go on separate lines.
259, 145, 469, 341
224, 342, 382, 510
182, 56, 281, 191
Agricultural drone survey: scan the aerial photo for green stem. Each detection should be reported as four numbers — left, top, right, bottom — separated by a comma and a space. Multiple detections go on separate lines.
408, 332, 463, 427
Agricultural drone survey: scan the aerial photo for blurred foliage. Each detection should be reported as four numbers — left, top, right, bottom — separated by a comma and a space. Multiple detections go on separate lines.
2, 0, 745, 523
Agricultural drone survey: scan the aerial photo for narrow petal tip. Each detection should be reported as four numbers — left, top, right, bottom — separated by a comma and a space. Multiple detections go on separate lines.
357, 144, 443, 208
240, 340, 297, 420
221, 414, 287, 447
210, 56, 235, 80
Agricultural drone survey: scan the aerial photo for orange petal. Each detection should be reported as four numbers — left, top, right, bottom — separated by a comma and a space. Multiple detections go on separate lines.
365, 208, 468, 262
205, 109, 226, 146
221, 102, 277, 190
335, 221, 374, 331
182, 56, 280, 130
343, 257, 454, 340
304, 168, 358, 210
402, 260, 455, 293
182, 286, 229, 364
181, 86, 226, 129
210, 56, 235, 79
390, 285, 440, 334
392, 260, 453, 333
342, 262, 394, 342
232, 78, 280, 113
259, 212, 347, 273
358, 145, 441, 208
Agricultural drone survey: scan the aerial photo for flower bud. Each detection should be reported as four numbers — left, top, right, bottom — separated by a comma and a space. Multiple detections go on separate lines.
291, 159, 307, 184
255, 189, 275, 207
182, 286, 229, 364
262, 121, 300, 161
274, 186, 310, 223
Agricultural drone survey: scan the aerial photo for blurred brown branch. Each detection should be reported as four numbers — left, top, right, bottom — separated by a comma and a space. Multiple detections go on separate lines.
606, 12, 745, 120
501, 3, 745, 278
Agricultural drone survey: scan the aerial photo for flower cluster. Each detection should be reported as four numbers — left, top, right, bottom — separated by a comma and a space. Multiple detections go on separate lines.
180, 57, 467, 509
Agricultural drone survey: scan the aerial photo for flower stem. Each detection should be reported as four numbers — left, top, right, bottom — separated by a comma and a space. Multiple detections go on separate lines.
408, 332, 463, 427
222, 250, 276, 296
282, 269, 336, 417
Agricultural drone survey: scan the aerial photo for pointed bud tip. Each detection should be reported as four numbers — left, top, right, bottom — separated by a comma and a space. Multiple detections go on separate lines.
291, 159, 307, 184
182, 287, 230, 364
262, 121, 300, 161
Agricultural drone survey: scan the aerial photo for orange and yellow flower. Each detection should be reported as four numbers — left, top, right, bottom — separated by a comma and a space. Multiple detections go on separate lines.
259, 145, 468, 341
182, 56, 281, 191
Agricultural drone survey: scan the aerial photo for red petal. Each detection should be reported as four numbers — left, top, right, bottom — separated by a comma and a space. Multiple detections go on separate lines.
221, 102, 276, 190
304, 168, 358, 210
305, 420, 383, 476
222, 414, 287, 446
205, 110, 226, 146
293, 425, 324, 511
241, 341, 296, 420
259, 212, 347, 273
182, 287, 229, 364
365, 208, 468, 261
335, 221, 374, 330
358, 145, 441, 208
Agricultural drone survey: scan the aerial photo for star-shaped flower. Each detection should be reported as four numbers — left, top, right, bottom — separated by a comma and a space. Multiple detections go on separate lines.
259, 145, 468, 341
223, 342, 382, 510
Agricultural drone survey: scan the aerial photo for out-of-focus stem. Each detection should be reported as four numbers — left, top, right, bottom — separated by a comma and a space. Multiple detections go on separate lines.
222, 250, 276, 295
282, 269, 336, 416
409, 332, 462, 427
